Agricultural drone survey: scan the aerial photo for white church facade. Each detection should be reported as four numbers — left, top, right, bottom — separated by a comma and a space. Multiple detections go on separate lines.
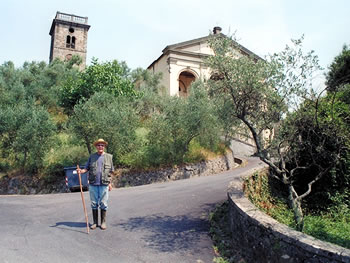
147, 27, 261, 97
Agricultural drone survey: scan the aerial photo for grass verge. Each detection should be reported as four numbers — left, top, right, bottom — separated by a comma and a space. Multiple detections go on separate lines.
244, 171, 350, 249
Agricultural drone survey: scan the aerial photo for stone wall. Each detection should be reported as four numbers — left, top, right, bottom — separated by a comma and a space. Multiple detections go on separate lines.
111, 150, 238, 188
0, 150, 238, 194
227, 167, 350, 263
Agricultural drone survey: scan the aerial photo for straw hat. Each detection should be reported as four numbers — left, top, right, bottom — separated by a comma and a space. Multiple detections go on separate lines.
93, 138, 108, 147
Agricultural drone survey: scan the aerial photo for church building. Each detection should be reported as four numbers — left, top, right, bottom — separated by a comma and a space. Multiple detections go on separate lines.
147, 27, 260, 97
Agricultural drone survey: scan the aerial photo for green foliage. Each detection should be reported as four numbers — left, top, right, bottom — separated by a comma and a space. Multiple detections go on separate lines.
43, 133, 89, 177
131, 68, 166, 120
279, 93, 350, 211
0, 60, 79, 173
118, 127, 149, 168
0, 58, 227, 178
206, 34, 300, 149
244, 171, 295, 226
0, 100, 56, 172
326, 44, 350, 91
245, 173, 350, 249
206, 33, 338, 231
131, 67, 164, 94
69, 92, 140, 164
144, 82, 222, 167
183, 139, 225, 164
0, 60, 79, 110
59, 58, 136, 112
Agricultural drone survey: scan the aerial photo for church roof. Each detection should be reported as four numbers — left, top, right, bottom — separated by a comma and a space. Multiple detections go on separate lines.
148, 31, 262, 69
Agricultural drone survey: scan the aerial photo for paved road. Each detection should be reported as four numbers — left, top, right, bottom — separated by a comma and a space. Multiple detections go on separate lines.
0, 144, 263, 263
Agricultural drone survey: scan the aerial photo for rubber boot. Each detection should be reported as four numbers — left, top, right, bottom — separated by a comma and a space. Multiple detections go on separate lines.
90, 209, 98, 230
100, 209, 107, 230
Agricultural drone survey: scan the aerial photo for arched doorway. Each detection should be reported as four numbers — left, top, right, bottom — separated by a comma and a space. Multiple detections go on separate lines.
178, 71, 196, 97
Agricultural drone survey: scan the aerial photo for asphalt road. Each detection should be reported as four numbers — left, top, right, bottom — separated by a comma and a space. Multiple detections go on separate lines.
0, 143, 263, 263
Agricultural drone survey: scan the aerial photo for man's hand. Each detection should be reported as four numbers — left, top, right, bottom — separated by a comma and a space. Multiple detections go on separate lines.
77, 168, 86, 174
108, 183, 112, 191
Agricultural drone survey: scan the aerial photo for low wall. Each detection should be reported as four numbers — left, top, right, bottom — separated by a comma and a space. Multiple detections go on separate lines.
0, 150, 238, 194
111, 150, 238, 187
227, 167, 350, 263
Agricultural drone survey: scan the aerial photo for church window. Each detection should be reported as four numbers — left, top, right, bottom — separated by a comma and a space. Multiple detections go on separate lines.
66, 35, 71, 48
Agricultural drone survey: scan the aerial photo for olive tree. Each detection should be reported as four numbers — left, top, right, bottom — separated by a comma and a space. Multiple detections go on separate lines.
205, 33, 343, 231
0, 100, 56, 172
145, 81, 222, 166
60, 59, 136, 113
69, 92, 139, 164
326, 44, 350, 92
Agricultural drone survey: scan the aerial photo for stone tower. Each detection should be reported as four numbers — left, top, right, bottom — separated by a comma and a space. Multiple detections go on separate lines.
49, 11, 90, 69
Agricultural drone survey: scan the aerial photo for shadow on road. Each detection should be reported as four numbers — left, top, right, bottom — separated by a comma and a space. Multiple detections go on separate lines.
116, 214, 210, 253
50, 221, 89, 234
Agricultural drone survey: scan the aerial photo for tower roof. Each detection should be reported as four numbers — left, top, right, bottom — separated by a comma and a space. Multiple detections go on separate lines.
49, 11, 90, 35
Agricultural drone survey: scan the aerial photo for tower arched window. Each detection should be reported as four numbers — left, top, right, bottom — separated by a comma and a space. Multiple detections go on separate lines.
66, 35, 71, 48
71, 36, 76, 49
66, 35, 76, 49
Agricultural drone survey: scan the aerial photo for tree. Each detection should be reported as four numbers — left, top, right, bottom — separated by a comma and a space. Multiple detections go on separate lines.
131, 68, 165, 119
69, 92, 139, 164
0, 100, 56, 172
0, 60, 76, 172
0, 59, 80, 108
326, 44, 350, 92
59, 58, 137, 113
145, 82, 222, 166
205, 33, 344, 231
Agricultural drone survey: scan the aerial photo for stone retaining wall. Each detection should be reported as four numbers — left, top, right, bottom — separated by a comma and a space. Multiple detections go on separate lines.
227, 167, 350, 263
0, 150, 238, 195
111, 150, 238, 188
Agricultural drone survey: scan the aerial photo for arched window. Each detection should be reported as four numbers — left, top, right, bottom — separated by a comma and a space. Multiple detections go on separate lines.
178, 71, 196, 98
71, 36, 76, 49
66, 35, 76, 49
66, 35, 71, 48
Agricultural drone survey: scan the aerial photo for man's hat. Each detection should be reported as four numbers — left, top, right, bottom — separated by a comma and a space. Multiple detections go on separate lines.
93, 138, 108, 147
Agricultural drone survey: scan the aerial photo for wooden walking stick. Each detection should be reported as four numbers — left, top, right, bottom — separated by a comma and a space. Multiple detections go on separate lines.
77, 165, 89, 234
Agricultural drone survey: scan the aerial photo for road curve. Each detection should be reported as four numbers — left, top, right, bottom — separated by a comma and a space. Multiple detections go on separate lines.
0, 156, 264, 263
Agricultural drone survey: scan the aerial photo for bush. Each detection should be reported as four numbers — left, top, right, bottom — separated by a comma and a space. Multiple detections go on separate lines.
40, 133, 89, 180
0, 100, 56, 172
69, 92, 140, 165
144, 82, 222, 167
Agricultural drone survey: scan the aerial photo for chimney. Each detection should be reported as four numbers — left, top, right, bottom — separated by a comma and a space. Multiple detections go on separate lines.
213, 26, 222, 35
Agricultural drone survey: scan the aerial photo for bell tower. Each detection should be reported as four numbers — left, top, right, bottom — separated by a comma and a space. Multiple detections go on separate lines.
49, 11, 90, 69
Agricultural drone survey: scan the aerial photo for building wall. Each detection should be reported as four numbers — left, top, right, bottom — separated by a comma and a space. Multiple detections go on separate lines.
149, 55, 171, 95
49, 12, 90, 70
51, 24, 88, 69
148, 41, 214, 96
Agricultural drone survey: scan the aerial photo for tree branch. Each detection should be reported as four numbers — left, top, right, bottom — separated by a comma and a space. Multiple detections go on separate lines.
297, 166, 331, 200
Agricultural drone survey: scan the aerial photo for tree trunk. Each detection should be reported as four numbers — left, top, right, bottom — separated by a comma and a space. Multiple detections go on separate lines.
84, 137, 91, 154
288, 184, 304, 231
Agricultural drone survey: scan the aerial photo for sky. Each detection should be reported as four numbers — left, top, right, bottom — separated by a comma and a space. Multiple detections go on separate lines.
1, 0, 349, 87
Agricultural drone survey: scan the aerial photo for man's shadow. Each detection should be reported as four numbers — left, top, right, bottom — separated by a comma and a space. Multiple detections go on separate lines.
51, 221, 89, 234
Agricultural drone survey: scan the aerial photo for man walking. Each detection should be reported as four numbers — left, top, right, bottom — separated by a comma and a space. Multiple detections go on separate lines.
78, 139, 114, 230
